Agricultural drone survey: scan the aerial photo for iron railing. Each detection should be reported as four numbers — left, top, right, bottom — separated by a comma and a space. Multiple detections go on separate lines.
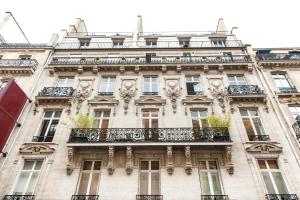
2, 195, 35, 200
0, 43, 49, 48
142, 92, 159, 96
201, 195, 229, 200
98, 92, 114, 96
278, 87, 298, 94
265, 194, 298, 200
257, 53, 300, 61
32, 136, 54, 142
0, 59, 38, 70
292, 115, 300, 140
187, 91, 204, 96
68, 127, 231, 143
227, 85, 263, 96
38, 87, 74, 97
136, 195, 163, 200
71, 195, 99, 200
50, 55, 250, 65
55, 40, 243, 49
248, 135, 270, 141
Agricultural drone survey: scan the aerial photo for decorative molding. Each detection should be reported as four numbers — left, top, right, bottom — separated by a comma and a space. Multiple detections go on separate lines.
182, 96, 213, 105
1, 74, 14, 82
166, 146, 174, 175
125, 146, 133, 175
135, 96, 166, 115
107, 146, 115, 175
225, 146, 234, 175
278, 93, 300, 103
245, 142, 283, 154
73, 79, 94, 113
184, 146, 192, 175
164, 78, 182, 113
67, 147, 75, 175
207, 77, 227, 113
19, 143, 55, 154
119, 78, 137, 114
228, 96, 268, 113
88, 96, 119, 116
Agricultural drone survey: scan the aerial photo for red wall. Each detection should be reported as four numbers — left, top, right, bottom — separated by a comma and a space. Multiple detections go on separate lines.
0, 80, 27, 152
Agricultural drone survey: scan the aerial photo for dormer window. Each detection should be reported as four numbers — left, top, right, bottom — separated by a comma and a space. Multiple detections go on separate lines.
145, 38, 158, 47
178, 37, 190, 47
112, 38, 124, 47
19, 55, 31, 60
211, 40, 226, 47
79, 38, 91, 47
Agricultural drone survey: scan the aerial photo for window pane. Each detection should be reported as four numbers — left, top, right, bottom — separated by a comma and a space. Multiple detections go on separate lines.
47, 120, 58, 136
54, 111, 62, 118
13, 172, 30, 195
143, 119, 150, 128
191, 111, 198, 118
211, 172, 222, 195
199, 161, 207, 170
258, 160, 267, 169
26, 172, 39, 195
239, 109, 248, 117
39, 120, 50, 136
23, 161, 35, 170
272, 172, 289, 194
101, 119, 109, 129
83, 161, 93, 170
93, 161, 101, 170
262, 172, 276, 194
151, 111, 158, 117
141, 161, 149, 170
92, 119, 100, 128
200, 172, 210, 195
199, 111, 207, 118
267, 160, 279, 169
151, 119, 158, 128
252, 118, 265, 135
34, 161, 43, 170
249, 109, 258, 117
151, 172, 160, 195
242, 119, 255, 136
151, 161, 159, 170
140, 172, 148, 195
208, 161, 217, 170
78, 172, 90, 195
89, 173, 100, 195
192, 119, 200, 128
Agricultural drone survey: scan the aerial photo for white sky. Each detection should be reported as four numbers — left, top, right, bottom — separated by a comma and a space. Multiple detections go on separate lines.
0, 0, 299, 48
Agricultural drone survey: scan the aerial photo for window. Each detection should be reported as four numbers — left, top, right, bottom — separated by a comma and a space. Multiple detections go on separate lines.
258, 159, 289, 194
99, 77, 116, 96
92, 110, 110, 128
12, 160, 43, 195
289, 105, 300, 119
212, 40, 226, 47
36, 111, 61, 142
112, 39, 124, 47
145, 53, 156, 63
228, 75, 246, 85
77, 160, 101, 195
57, 77, 74, 87
143, 76, 158, 95
139, 160, 160, 195
19, 55, 31, 60
0, 81, 7, 91
178, 37, 190, 47
240, 108, 265, 141
142, 110, 158, 128
145, 38, 157, 47
79, 39, 91, 47
191, 110, 208, 128
272, 73, 294, 92
186, 76, 202, 95
223, 52, 233, 61
199, 160, 223, 196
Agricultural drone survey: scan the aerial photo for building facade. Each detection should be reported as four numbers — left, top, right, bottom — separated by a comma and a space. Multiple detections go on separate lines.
0, 16, 300, 200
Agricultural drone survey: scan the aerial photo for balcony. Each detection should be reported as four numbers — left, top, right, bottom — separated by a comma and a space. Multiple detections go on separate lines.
71, 195, 99, 200
68, 127, 231, 146
98, 92, 114, 96
2, 195, 35, 200
256, 53, 300, 67
55, 40, 243, 49
227, 85, 266, 105
0, 59, 38, 74
248, 134, 270, 141
265, 194, 298, 200
201, 195, 229, 200
278, 87, 298, 94
276, 87, 300, 99
136, 195, 163, 200
32, 135, 54, 142
0, 43, 49, 49
35, 87, 74, 106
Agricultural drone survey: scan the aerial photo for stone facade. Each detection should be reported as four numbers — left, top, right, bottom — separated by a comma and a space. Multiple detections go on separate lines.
0, 17, 300, 200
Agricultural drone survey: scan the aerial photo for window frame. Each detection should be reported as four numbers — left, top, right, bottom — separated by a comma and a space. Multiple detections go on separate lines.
288, 105, 300, 119
185, 75, 203, 95
142, 109, 159, 129
56, 77, 74, 87
271, 73, 293, 90
98, 77, 116, 96
92, 110, 111, 128
190, 109, 208, 128
143, 76, 159, 96
227, 74, 246, 86
139, 159, 161, 195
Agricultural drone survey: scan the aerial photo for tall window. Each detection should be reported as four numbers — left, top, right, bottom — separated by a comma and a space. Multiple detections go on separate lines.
37, 111, 61, 142
143, 76, 158, 96
186, 76, 202, 95
142, 110, 158, 128
289, 105, 300, 119
57, 77, 74, 87
211, 40, 226, 47
145, 38, 157, 47
79, 39, 91, 47
77, 160, 101, 196
92, 110, 110, 128
199, 160, 223, 196
112, 39, 124, 47
139, 160, 160, 195
228, 75, 246, 85
240, 108, 265, 141
12, 160, 43, 195
191, 110, 208, 128
272, 73, 293, 91
258, 159, 289, 194
0, 81, 7, 91
99, 77, 116, 96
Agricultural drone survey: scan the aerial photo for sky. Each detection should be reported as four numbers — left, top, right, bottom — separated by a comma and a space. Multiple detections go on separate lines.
0, 0, 299, 48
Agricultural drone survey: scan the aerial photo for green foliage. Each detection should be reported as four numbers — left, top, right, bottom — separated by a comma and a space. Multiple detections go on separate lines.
63, 113, 93, 128
207, 113, 231, 128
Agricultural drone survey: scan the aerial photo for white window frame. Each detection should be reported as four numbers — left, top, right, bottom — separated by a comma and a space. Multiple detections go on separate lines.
142, 110, 159, 128
228, 75, 246, 85
191, 110, 208, 128
143, 76, 159, 95
271, 73, 293, 89
92, 110, 110, 128
139, 160, 160, 195
57, 77, 74, 87
76, 160, 101, 195
10, 159, 44, 195
35, 110, 62, 140
185, 75, 202, 95
288, 105, 300, 119
99, 77, 116, 95
198, 160, 224, 196
240, 108, 266, 136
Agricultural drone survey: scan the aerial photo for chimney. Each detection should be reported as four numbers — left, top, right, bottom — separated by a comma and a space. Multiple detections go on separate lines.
216, 18, 227, 34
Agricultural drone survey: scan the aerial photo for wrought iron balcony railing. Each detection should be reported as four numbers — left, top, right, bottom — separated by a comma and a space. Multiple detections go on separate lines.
227, 85, 263, 96
136, 195, 163, 200
257, 53, 300, 61
142, 92, 159, 96
98, 92, 114, 96
55, 40, 243, 49
201, 195, 229, 200
38, 87, 74, 97
292, 115, 300, 140
71, 195, 99, 200
278, 87, 298, 94
32, 136, 54, 142
50, 55, 250, 65
0, 43, 48, 49
3, 195, 35, 200
265, 194, 298, 200
0, 59, 38, 71
68, 127, 231, 143
248, 135, 270, 141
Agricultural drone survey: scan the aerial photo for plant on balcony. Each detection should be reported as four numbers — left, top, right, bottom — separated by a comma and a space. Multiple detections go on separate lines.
63, 113, 93, 128
205, 113, 231, 128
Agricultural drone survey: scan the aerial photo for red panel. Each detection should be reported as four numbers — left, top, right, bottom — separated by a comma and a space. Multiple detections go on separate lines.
0, 80, 28, 151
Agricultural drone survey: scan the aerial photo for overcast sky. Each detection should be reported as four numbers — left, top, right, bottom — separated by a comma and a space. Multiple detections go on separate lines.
0, 0, 299, 48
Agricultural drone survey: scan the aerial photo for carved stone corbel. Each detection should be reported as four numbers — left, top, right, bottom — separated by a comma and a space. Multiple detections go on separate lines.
67, 147, 75, 175
119, 79, 137, 114
225, 146, 234, 175
165, 78, 182, 113
107, 146, 115, 175
166, 146, 174, 175
184, 146, 192, 175
125, 146, 133, 175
